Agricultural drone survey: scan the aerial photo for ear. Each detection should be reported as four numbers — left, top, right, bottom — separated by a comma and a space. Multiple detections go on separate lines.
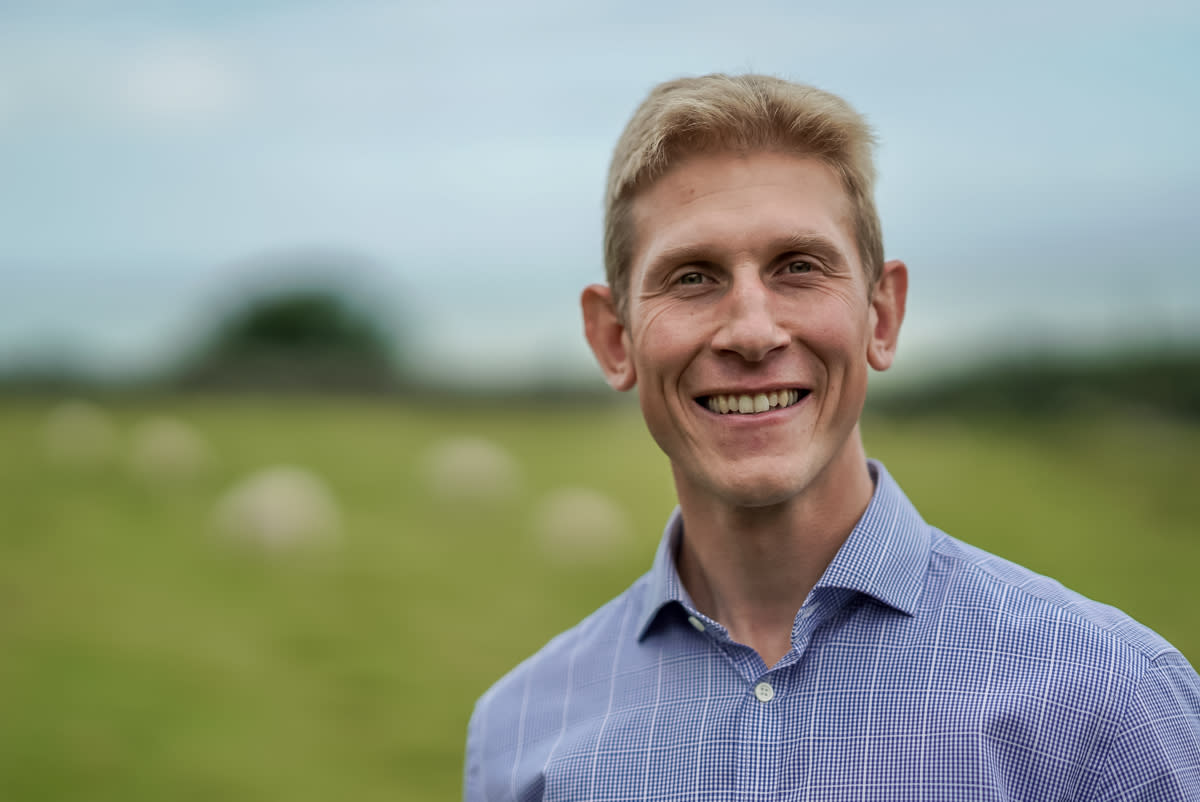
581, 284, 636, 391
867, 259, 908, 371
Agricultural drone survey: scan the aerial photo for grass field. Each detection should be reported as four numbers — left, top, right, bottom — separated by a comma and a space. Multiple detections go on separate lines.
1, 396, 1197, 800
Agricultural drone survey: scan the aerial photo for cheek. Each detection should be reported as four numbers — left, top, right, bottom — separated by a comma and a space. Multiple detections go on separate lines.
796, 296, 872, 350
795, 319, 866, 360
791, 314, 874, 395
632, 310, 703, 372
634, 296, 706, 338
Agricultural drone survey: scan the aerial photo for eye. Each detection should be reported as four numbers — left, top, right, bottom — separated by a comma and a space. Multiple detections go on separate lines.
677, 271, 707, 285
784, 259, 815, 274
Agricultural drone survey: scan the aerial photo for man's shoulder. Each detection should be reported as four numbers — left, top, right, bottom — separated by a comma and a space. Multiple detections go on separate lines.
474, 569, 653, 712
926, 527, 1181, 670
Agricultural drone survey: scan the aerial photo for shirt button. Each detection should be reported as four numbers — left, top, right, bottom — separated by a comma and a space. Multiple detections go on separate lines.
687, 615, 706, 633
754, 681, 775, 702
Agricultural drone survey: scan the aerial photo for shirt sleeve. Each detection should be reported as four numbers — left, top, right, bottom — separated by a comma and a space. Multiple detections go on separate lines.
463, 701, 485, 802
1093, 651, 1200, 801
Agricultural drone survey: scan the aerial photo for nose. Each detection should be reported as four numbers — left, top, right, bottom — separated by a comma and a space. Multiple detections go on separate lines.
710, 274, 790, 362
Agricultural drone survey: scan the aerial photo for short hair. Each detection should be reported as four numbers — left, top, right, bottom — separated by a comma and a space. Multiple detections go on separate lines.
604, 74, 883, 320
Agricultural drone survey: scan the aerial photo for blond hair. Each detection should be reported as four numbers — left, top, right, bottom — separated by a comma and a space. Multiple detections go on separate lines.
604, 74, 883, 319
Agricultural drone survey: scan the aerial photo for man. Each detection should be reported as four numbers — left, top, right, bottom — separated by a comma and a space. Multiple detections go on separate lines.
464, 74, 1200, 800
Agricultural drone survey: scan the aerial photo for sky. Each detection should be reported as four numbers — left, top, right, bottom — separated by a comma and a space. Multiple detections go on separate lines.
1, 0, 1198, 387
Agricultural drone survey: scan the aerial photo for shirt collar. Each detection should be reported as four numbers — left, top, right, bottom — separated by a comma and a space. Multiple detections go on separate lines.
635, 460, 930, 641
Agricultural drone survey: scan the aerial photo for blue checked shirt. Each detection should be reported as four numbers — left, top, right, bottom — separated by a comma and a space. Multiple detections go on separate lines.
465, 461, 1200, 800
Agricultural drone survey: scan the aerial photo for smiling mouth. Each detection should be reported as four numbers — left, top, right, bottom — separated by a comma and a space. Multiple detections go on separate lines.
699, 389, 810, 415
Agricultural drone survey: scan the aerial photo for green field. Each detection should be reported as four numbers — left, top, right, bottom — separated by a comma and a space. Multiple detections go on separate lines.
2, 397, 1197, 800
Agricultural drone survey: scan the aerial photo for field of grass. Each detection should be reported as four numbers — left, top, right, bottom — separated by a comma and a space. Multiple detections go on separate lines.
1, 396, 1197, 800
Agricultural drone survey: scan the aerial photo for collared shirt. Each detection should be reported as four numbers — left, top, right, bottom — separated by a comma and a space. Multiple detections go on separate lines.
465, 461, 1200, 801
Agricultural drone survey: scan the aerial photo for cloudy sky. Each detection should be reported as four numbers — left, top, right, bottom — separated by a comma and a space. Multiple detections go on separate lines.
2, 0, 1197, 385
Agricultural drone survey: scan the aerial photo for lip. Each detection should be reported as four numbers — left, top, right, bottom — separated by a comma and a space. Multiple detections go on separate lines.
695, 384, 807, 398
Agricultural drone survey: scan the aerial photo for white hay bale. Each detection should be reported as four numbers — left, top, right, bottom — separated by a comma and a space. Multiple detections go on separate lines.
534, 487, 631, 561
425, 436, 520, 503
128, 415, 213, 485
213, 466, 340, 548
43, 399, 118, 467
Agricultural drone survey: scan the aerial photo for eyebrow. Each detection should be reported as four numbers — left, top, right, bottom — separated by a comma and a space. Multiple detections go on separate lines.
644, 231, 848, 277
776, 232, 848, 266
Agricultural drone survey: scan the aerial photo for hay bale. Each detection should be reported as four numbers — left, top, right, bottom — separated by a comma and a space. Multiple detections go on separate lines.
43, 399, 118, 467
424, 436, 520, 504
213, 466, 340, 548
128, 415, 213, 485
534, 487, 631, 561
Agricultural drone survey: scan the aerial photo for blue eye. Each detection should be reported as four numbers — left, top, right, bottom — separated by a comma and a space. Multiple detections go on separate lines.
678, 272, 706, 285
785, 260, 814, 274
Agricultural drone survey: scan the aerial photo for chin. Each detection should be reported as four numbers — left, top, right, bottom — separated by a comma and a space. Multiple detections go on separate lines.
704, 468, 813, 510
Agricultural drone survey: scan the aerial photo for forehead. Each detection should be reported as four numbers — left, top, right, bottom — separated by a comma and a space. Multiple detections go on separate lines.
627, 150, 857, 277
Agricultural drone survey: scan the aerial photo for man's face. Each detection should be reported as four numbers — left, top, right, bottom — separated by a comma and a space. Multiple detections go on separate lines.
584, 150, 905, 509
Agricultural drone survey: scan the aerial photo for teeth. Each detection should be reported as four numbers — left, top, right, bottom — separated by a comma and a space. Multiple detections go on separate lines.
704, 390, 805, 415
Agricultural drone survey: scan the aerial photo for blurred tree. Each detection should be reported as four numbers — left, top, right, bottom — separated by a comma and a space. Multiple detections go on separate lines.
176, 285, 405, 393
212, 290, 387, 354
870, 348, 1200, 421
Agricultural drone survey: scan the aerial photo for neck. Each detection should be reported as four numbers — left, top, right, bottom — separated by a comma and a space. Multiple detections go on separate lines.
674, 439, 875, 668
